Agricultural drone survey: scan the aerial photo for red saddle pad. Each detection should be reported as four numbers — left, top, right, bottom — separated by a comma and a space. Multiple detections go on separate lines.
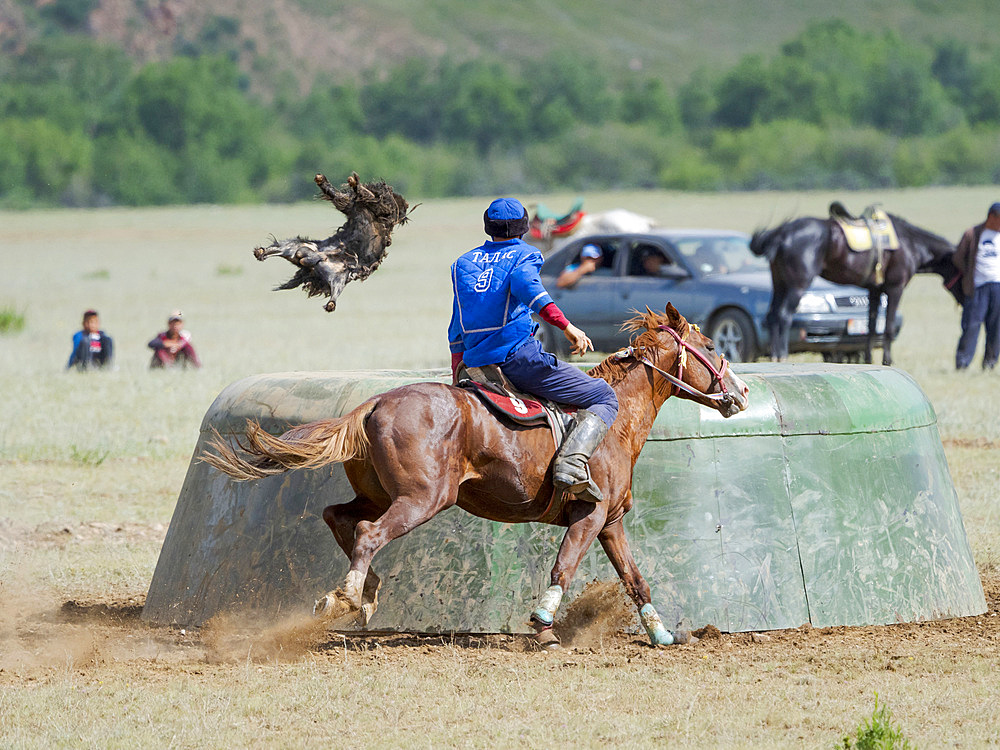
464, 381, 553, 425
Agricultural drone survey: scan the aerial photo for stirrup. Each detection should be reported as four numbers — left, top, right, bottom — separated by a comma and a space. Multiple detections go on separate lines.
553, 463, 603, 503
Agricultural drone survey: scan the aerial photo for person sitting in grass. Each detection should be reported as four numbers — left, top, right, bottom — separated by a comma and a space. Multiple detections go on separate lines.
148, 310, 201, 369
67, 309, 114, 371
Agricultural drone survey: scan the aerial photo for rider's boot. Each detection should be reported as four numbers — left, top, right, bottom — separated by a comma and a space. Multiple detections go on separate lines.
552, 409, 609, 503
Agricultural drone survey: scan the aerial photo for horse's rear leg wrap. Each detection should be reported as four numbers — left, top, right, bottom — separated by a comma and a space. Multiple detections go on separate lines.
312, 569, 367, 621
640, 603, 674, 646
530, 584, 563, 627
553, 410, 608, 503
343, 570, 365, 609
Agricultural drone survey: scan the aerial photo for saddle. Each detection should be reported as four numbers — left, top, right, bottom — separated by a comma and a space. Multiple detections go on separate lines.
829, 202, 900, 252
456, 363, 574, 448
829, 202, 901, 285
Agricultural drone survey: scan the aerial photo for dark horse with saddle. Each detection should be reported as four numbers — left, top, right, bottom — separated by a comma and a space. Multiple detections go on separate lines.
751, 203, 960, 365
204, 305, 750, 648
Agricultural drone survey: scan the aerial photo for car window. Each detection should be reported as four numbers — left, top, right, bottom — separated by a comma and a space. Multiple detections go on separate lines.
543, 241, 621, 277
673, 236, 768, 275
626, 242, 677, 277
564, 243, 617, 276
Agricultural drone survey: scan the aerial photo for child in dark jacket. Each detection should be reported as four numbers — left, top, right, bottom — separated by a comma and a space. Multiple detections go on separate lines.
67, 310, 114, 370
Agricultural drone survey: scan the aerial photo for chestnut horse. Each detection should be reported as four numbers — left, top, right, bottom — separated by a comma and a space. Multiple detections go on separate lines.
203, 304, 750, 647
750, 213, 957, 365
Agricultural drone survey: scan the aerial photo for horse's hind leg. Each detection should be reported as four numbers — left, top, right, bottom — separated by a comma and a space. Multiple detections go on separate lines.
340, 485, 456, 615
530, 501, 608, 646
597, 518, 694, 646
766, 278, 795, 361
318, 496, 386, 623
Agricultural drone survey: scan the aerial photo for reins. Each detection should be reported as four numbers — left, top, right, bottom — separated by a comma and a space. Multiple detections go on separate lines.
612, 325, 733, 405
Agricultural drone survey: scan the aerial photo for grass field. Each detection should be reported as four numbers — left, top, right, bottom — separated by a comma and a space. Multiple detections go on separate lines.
1, 185, 999, 748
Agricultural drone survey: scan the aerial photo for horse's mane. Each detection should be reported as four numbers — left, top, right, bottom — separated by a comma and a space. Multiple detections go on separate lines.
588, 308, 681, 386
888, 213, 954, 256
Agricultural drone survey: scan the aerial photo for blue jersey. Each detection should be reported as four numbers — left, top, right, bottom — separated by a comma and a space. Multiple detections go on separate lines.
448, 239, 554, 367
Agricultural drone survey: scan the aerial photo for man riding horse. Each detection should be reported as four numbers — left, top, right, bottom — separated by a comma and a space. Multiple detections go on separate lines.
448, 198, 618, 503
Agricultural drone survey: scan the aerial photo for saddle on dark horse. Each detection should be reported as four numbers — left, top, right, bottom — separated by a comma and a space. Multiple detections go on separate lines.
829, 201, 901, 285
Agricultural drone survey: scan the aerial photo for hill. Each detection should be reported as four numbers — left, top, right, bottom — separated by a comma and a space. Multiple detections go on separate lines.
2, 0, 998, 207
3, 0, 995, 96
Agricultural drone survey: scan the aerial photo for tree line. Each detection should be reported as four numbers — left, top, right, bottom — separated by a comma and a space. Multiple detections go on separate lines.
2, 19, 999, 208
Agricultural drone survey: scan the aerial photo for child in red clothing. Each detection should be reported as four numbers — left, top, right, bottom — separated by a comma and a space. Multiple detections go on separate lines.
148, 310, 201, 369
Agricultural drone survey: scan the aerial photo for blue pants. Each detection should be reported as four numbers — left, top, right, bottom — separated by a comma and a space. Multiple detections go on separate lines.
501, 339, 618, 427
956, 282, 1000, 369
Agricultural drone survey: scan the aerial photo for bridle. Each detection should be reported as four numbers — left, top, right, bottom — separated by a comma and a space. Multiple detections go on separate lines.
612, 325, 734, 406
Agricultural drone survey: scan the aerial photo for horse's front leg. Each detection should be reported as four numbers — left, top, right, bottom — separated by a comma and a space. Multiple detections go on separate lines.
529, 500, 608, 647
864, 288, 881, 365
597, 518, 694, 646
880, 287, 902, 367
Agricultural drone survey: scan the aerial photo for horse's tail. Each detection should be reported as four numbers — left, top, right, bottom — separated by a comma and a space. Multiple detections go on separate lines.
749, 228, 779, 260
201, 400, 377, 481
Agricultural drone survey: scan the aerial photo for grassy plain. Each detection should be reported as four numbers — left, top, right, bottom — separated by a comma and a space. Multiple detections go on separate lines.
1, 186, 999, 748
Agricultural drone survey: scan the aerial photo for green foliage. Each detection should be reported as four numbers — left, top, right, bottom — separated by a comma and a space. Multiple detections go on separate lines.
70, 444, 111, 466
709, 120, 828, 189
840, 694, 914, 750
2, 16, 1000, 206
439, 61, 531, 153
0, 306, 26, 335
38, 0, 99, 30
525, 122, 666, 191
620, 78, 681, 134
0, 117, 93, 203
92, 133, 183, 206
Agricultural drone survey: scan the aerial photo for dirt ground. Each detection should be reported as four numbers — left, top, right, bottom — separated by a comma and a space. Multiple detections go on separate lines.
1, 519, 997, 677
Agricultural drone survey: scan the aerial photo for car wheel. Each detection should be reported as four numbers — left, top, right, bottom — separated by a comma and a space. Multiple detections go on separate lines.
708, 309, 756, 363
539, 322, 570, 359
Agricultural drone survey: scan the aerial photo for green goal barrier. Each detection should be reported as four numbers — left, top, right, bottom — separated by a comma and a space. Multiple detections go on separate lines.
142, 363, 985, 633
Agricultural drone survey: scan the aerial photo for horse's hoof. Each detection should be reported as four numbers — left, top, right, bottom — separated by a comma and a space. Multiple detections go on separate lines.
534, 627, 561, 651
670, 630, 698, 646
359, 602, 377, 627
312, 590, 354, 619
324, 300, 337, 312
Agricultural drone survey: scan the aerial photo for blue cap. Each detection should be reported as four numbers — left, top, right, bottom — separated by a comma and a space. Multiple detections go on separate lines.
989, 202, 1000, 216
486, 198, 525, 220
580, 244, 602, 260
484, 198, 529, 237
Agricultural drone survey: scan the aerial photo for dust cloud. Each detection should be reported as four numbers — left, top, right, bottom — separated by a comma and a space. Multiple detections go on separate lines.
201, 611, 334, 663
554, 580, 637, 649
0, 563, 101, 671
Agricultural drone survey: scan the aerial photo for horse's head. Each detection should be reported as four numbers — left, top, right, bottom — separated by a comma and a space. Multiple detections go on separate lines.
620, 303, 750, 417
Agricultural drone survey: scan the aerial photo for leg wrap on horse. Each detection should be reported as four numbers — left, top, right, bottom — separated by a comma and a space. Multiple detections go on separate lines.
530, 584, 563, 627
553, 409, 609, 502
640, 603, 674, 646
343, 569, 365, 609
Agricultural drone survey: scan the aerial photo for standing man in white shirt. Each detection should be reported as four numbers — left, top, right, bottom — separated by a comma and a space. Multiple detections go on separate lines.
954, 202, 1000, 370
